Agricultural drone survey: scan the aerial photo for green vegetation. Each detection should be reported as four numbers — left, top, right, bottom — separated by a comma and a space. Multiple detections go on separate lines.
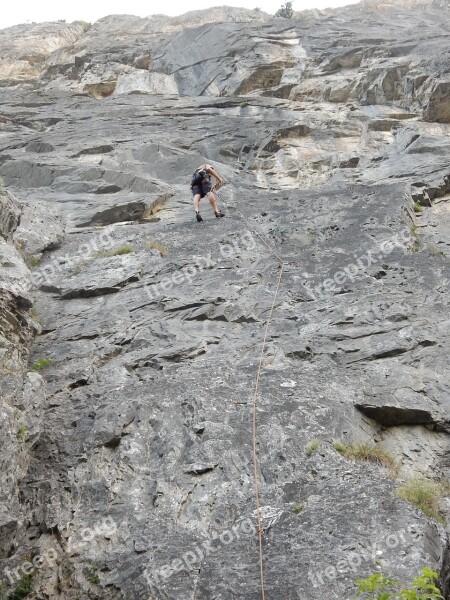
275, 1, 293, 18
6, 575, 34, 600
332, 440, 347, 453
146, 240, 169, 257
95, 245, 134, 258
17, 423, 27, 443
240, 100, 249, 108
413, 201, 423, 214
305, 439, 320, 456
293, 503, 304, 514
86, 564, 100, 585
29, 256, 41, 268
31, 358, 52, 372
333, 441, 395, 469
354, 567, 442, 599
396, 477, 447, 524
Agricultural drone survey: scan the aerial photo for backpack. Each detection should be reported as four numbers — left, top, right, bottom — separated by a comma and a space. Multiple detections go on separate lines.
191, 168, 207, 187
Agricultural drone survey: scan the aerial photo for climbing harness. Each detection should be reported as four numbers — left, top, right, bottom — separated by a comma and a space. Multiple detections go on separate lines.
216, 183, 285, 600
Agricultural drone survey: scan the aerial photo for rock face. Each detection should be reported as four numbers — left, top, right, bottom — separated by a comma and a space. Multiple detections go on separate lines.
0, 190, 41, 578
0, 1, 449, 599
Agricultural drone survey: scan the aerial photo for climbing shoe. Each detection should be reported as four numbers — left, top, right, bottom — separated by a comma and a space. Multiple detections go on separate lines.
196, 212, 203, 222
215, 211, 225, 218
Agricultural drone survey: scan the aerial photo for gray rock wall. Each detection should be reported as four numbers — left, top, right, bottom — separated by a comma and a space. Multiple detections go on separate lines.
0, 191, 42, 585
0, 2, 449, 599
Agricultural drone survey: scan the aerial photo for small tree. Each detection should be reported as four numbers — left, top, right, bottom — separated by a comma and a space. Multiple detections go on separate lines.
275, 1, 294, 18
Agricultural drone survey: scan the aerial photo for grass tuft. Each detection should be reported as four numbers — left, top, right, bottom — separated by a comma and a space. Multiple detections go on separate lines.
29, 256, 41, 268
31, 358, 52, 372
332, 440, 347, 453
396, 477, 446, 524
293, 503, 305, 514
95, 245, 134, 258
333, 441, 395, 469
413, 201, 423, 214
345, 443, 395, 468
305, 439, 320, 456
17, 423, 27, 443
146, 240, 169, 256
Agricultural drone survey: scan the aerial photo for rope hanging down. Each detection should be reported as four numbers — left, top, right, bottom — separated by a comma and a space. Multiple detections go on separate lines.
215, 183, 285, 600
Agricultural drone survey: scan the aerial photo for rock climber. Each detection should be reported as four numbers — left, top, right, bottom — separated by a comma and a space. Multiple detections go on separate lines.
191, 163, 225, 222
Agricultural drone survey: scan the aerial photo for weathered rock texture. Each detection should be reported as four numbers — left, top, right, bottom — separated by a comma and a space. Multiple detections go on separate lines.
0, 1, 449, 599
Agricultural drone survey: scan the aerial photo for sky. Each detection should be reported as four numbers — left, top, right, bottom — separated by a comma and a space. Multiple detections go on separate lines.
1, 0, 360, 30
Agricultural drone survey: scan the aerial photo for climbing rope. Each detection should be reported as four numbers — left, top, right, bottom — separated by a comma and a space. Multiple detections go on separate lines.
215, 182, 285, 600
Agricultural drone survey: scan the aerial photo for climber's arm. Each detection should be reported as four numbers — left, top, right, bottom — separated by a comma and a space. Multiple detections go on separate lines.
206, 164, 224, 187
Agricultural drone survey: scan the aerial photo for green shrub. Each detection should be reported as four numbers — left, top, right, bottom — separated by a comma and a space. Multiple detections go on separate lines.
86, 563, 100, 584
396, 477, 446, 523
305, 439, 320, 456
293, 503, 304, 514
240, 100, 249, 108
413, 201, 423, 214
31, 358, 52, 372
354, 567, 442, 599
17, 423, 27, 443
7, 574, 34, 600
29, 256, 41, 268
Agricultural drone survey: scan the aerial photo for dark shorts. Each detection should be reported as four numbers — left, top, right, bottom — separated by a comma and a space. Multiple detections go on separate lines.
192, 182, 212, 198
